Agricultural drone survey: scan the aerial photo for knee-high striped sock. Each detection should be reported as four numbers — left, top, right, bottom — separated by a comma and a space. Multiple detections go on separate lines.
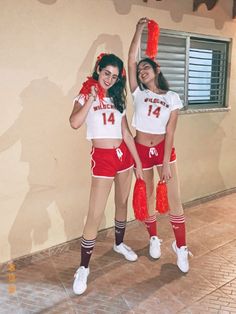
169, 214, 186, 248
144, 214, 157, 237
80, 237, 96, 268
115, 219, 126, 245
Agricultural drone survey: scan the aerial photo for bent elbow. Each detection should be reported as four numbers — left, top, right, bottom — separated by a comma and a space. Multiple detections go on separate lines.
69, 117, 80, 130
70, 124, 79, 130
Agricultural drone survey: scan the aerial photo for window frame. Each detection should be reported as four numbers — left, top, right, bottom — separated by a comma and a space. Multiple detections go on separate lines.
140, 28, 231, 113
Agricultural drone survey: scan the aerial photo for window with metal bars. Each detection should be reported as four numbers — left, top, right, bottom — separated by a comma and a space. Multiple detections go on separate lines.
140, 30, 230, 110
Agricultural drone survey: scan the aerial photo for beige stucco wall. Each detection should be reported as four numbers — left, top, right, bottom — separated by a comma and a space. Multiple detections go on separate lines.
0, 0, 236, 263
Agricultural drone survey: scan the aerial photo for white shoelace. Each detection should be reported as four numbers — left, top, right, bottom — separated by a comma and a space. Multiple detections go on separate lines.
121, 243, 132, 251
188, 249, 193, 257
74, 267, 87, 280
181, 247, 193, 257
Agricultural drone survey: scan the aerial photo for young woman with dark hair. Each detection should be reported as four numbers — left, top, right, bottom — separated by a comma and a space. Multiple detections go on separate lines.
70, 53, 143, 295
128, 18, 191, 273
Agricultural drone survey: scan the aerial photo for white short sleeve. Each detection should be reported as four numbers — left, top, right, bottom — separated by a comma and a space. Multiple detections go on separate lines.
131, 86, 141, 100
170, 92, 183, 111
73, 94, 86, 106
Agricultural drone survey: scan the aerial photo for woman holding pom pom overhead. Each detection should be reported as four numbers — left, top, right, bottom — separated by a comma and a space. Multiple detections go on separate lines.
70, 53, 143, 295
128, 18, 191, 273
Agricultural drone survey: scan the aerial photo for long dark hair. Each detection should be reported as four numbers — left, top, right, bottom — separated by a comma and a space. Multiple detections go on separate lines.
137, 58, 169, 92
92, 54, 126, 113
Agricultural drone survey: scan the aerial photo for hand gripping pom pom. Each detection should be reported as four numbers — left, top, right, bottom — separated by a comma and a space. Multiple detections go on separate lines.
79, 76, 105, 101
145, 20, 160, 60
156, 181, 169, 214
132, 179, 149, 221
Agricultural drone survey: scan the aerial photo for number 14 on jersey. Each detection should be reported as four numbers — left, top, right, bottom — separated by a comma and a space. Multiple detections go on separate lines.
102, 112, 115, 125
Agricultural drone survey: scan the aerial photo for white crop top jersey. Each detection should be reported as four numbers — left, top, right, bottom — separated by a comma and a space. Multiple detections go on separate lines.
132, 87, 183, 134
73, 94, 125, 140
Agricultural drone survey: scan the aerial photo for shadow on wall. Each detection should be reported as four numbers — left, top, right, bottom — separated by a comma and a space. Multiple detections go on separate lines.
36, 0, 232, 29
110, 0, 231, 29
70, 34, 123, 85
1, 78, 88, 259
3, 33, 124, 260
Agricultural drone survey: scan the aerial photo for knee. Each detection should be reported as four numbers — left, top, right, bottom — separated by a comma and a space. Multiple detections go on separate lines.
83, 215, 100, 239
168, 194, 182, 211
169, 207, 184, 216
86, 210, 103, 228
115, 199, 128, 211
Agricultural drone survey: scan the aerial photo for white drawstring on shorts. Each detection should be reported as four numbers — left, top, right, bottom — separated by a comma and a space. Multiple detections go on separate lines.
116, 148, 123, 161
149, 147, 158, 158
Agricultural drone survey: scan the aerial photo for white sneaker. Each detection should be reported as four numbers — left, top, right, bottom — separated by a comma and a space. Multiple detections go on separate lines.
172, 241, 192, 273
73, 266, 90, 295
149, 236, 162, 259
113, 243, 138, 262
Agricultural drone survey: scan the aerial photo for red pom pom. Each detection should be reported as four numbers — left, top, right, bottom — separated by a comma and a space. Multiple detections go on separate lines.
132, 179, 149, 221
156, 181, 169, 214
79, 76, 105, 101
145, 20, 160, 60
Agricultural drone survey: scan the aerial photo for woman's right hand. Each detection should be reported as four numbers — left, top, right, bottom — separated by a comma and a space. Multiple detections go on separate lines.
89, 85, 97, 101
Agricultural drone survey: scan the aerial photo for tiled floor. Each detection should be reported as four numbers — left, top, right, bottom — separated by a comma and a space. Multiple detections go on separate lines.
1, 193, 236, 313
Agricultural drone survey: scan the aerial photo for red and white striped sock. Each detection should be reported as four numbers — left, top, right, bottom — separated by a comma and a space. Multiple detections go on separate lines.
144, 214, 157, 237
169, 214, 186, 248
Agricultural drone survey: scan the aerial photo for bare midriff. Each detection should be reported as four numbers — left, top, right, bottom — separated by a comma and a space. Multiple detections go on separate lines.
135, 130, 165, 147
91, 138, 123, 149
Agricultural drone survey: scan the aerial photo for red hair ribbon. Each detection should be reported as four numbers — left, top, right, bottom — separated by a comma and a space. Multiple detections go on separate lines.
95, 52, 107, 67
145, 20, 160, 60
132, 179, 149, 221
79, 76, 105, 101
122, 67, 126, 78
156, 180, 169, 214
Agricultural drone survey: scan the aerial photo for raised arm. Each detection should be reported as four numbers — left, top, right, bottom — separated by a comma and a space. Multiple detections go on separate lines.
128, 17, 148, 93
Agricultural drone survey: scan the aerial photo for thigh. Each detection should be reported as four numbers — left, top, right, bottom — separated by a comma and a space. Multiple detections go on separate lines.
83, 177, 113, 238
142, 168, 155, 215
143, 168, 154, 197
157, 162, 183, 215
114, 168, 133, 209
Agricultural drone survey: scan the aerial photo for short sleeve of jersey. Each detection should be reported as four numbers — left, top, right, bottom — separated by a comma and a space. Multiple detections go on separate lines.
73, 94, 85, 106
131, 87, 141, 102
169, 92, 183, 111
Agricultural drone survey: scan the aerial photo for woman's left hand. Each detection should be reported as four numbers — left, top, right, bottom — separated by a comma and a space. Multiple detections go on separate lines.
161, 162, 172, 182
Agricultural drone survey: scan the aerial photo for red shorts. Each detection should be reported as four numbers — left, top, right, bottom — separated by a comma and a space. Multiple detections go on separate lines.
135, 140, 176, 170
91, 141, 134, 178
